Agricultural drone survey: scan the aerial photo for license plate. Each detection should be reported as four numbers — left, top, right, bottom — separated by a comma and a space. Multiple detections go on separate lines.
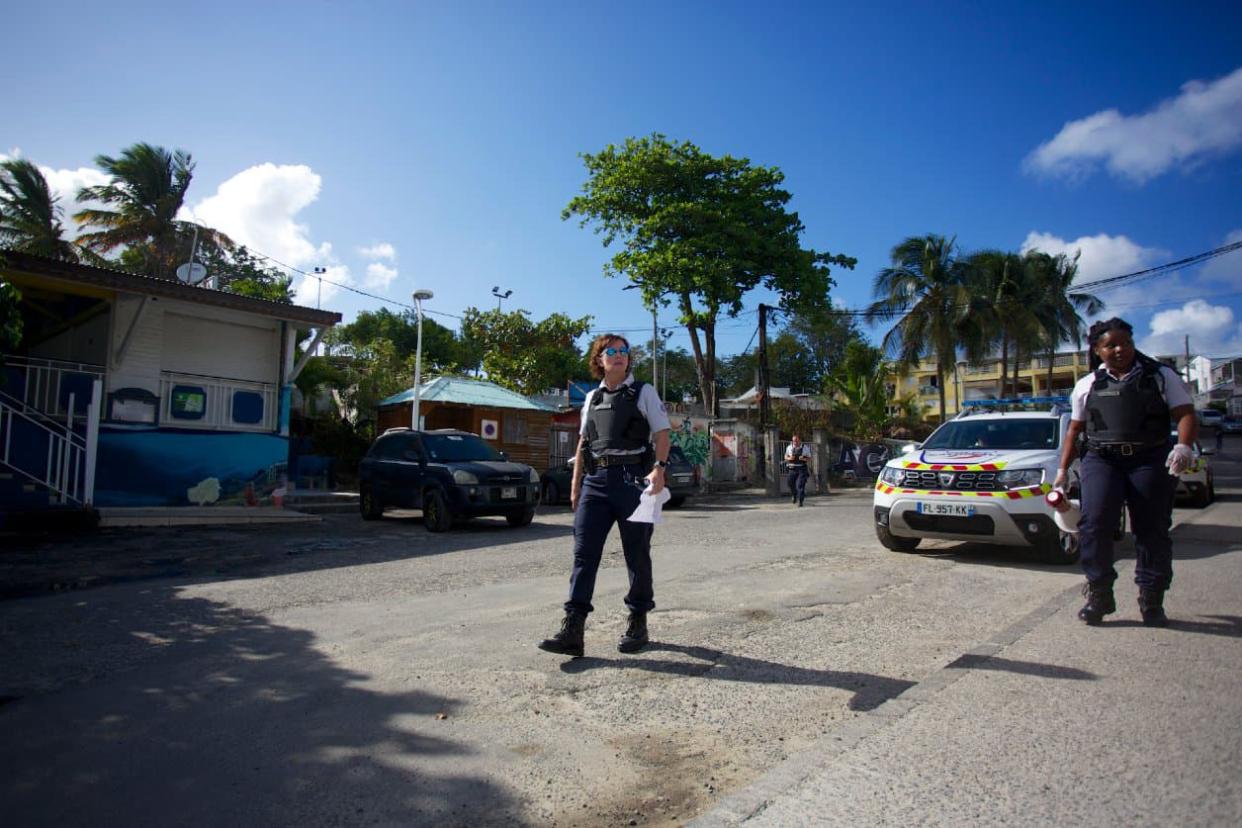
501, 487, 517, 500
672, 474, 692, 483
917, 501, 974, 517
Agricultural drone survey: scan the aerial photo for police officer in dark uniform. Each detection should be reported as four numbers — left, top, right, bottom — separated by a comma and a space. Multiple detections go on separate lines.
538, 333, 671, 658
784, 434, 811, 506
1056, 318, 1196, 627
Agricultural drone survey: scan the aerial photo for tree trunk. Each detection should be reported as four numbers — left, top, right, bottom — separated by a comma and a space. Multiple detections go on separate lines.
999, 332, 1010, 398
937, 360, 947, 423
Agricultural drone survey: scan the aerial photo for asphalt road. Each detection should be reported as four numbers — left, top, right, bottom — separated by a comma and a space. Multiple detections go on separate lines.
0, 479, 1218, 826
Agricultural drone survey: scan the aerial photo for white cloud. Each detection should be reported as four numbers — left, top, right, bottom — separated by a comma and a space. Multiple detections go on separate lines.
292, 263, 352, 308
188, 163, 328, 267
359, 242, 395, 260
1200, 229, 1242, 288
1139, 299, 1242, 357
1020, 231, 1165, 284
1024, 66, 1242, 183
364, 262, 398, 290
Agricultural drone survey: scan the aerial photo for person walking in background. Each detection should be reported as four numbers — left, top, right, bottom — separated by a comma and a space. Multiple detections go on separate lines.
784, 434, 812, 507
1055, 317, 1197, 627
538, 333, 671, 658
1215, 424, 1224, 453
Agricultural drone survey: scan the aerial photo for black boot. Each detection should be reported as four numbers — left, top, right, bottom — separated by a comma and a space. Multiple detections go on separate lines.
618, 612, 649, 654
1077, 581, 1116, 625
538, 611, 586, 657
1138, 588, 1168, 628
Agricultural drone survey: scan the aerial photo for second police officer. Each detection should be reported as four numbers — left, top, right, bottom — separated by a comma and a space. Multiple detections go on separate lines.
538, 333, 671, 658
1055, 317, 1197, 627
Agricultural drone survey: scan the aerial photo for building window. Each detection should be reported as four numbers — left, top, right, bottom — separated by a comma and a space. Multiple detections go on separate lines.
232, 391, 265, 425
170, 385, 207, 420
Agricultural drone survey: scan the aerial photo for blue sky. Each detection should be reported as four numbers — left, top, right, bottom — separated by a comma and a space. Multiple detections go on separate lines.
7, 0, 1242, 361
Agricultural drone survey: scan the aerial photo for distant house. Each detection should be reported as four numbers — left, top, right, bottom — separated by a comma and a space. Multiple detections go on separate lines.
0, 250, 340, 513
376, 377, 560, 471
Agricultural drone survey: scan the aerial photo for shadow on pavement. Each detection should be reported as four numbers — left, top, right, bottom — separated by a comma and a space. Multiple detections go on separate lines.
944, 653, 1097, 680
1103, 614, 1242, 638
0, 586, 520, 826
0, 513, 575, 601
559, 641, 915, 712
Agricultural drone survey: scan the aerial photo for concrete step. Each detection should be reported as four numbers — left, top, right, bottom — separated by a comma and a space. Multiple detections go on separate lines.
282, 490, 360, 515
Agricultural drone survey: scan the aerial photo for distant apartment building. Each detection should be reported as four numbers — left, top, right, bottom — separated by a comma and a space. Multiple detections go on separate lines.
889, 350, 1091, 424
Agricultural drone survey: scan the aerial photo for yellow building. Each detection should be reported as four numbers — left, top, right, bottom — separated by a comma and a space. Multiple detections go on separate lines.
890, 351, 1092, 424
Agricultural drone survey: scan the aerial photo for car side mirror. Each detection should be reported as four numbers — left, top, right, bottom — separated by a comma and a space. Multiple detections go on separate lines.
499, 451, 508, 461
901, 443, 920, 454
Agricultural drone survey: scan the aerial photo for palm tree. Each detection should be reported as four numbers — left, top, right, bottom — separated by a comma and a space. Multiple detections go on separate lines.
74, 143, 228, 279
0, 159, 79, 261
823, 340, 892, 441
867, 234, 971, 423
961, 250, 1044, 398
1024, 250, 1104, 390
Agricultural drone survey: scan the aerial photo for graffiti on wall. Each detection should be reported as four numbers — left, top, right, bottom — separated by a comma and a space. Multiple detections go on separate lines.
670, 416, 711, 478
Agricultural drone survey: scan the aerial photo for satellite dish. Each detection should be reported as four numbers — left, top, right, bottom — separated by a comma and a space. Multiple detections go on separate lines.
176, 262, 208, 284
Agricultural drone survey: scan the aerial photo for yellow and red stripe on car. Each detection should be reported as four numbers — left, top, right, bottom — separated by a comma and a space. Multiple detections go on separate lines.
896, 460, 1008, 471
875, 482, 1052, 500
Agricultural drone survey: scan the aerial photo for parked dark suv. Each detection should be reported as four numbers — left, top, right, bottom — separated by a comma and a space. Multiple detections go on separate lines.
539, 444, 698, 507
359, 428, 540, 531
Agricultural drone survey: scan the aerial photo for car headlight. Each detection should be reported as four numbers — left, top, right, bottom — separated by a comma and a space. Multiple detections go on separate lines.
528, 467, 540, 484
996, 469, 1044, 489
879, 466, 905, 485
453, 470, 479, 485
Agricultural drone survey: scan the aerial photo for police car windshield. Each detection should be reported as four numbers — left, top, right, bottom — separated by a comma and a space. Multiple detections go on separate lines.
922, 420, 1059, 450
422, 433, 504, 462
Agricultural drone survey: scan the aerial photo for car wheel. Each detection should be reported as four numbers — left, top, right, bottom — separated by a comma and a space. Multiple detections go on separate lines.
1038, 530, 1080, 565
542, 480, 560, 506
876, 524, 920, 552
506, 508, 536, 528
422, 489, 453, 532
359, 486, 383, 521
667, 495, 686, 508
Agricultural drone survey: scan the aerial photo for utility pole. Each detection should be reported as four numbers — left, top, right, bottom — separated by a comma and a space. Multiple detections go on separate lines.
757, 303, 771, 481
1184, 335, 1192, 385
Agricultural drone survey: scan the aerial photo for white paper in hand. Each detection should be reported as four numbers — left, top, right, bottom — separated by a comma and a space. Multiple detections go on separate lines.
627, 484, 672, 524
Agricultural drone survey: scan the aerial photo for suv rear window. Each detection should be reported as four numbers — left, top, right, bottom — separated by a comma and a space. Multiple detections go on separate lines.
922, 419, 1058, 450
423, 433, 504, 462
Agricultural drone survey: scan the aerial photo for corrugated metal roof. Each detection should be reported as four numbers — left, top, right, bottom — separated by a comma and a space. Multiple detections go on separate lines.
379, 376, 558, 411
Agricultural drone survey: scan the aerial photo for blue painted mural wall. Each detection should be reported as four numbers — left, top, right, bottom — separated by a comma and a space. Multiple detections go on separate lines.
94, 427, 289, 507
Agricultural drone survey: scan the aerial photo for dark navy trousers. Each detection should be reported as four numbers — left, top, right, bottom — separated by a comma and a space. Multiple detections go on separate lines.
787, 467, 808, 504
565, 464, 655, 615
1078, 444, 1175, 591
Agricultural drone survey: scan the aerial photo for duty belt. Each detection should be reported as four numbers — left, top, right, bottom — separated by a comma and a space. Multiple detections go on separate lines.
593, 454, 643, 468
1087, 440, 1166, 457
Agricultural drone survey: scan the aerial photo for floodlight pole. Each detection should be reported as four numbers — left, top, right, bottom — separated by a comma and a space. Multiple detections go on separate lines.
412, 289, 434, 429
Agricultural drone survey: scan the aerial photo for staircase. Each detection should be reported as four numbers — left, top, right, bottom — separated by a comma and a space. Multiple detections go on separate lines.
0, 367, 102, 520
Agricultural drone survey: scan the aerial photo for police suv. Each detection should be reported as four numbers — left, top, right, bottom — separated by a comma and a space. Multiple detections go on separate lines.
873, 400, 1080, 564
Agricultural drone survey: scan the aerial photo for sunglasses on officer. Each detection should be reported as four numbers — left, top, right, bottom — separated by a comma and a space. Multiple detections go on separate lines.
604, 346, 630, 356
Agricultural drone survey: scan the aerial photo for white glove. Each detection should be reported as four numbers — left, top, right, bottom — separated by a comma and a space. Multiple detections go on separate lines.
1165, 443, 1194, 476
1053, 469, 1068, 491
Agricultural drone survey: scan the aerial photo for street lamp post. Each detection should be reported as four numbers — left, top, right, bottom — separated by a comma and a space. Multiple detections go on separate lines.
661, 327, 674, 401
491, 286, 513, 311
411, 289, 434, 429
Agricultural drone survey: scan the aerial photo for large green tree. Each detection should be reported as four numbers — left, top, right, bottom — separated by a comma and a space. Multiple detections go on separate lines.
75, 142, 229, 279
0, 275, 22, 354
563, 134, 854, 416
1023, 249, 1104, 391
867, 234, 971, 423
328, 307, 464, 373
196, 245, 296, 303
961, 249, 1043, 398
0, 159, 79, 261
460, 307, 592, 396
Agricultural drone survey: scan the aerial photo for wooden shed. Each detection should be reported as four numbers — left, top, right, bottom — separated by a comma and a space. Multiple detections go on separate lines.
376, 377, 560, 472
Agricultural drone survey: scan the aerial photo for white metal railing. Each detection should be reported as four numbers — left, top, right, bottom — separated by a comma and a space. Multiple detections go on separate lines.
0, 379, 100, 505
2, 354, 105, 420
158, 371, 278, 432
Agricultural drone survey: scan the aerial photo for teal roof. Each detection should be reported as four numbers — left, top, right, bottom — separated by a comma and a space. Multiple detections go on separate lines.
379, 376, 558, 412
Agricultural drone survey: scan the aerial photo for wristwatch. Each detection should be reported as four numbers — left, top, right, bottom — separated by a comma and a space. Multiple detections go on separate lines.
653, 459, 668, 468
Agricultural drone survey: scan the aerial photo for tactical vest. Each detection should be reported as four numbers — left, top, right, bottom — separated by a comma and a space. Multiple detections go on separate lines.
786, 446, 808, 469
585, 381, 651, 456
1085, 359, 1170, 446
